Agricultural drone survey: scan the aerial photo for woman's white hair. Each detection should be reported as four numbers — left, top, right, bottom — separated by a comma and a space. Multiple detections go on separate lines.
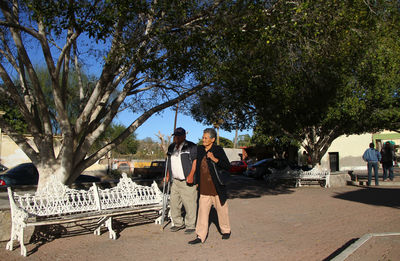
203, 128, 217, 139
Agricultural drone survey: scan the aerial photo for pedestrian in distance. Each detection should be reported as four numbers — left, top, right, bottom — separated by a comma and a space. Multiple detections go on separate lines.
362, 142, 382, 186
188, 128, 231, 245
165, 127, 198, 234
380, 141, 395, 181
300, 151, 312, 171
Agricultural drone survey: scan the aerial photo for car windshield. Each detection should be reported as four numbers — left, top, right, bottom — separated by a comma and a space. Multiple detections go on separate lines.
252, 159, 273, 166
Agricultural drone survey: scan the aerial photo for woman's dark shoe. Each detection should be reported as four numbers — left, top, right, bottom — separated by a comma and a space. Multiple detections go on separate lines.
222, 232, 231, 240
188, 238, 202, 245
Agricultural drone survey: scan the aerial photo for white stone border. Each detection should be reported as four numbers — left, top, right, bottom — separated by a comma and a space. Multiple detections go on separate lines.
331, 232, 400, 261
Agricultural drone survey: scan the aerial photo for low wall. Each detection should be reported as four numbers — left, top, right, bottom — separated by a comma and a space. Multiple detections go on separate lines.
329, 172, 352, 187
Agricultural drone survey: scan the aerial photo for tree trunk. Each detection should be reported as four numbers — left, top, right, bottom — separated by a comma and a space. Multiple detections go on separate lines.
233, 128, 238, 148
302, 126, 341, 168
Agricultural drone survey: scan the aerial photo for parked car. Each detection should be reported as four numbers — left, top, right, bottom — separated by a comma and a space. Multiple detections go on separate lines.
229, 160, 248, 174
75, 174, 101, 183
245, 158, 274, 179
0, 163, 38, 186
264, 159, 301, 174
0, 163, 8, 172
0, 163, 101, 187
245, 158, 300, 179
134, 160, 166, 179
112, 161, 134, 174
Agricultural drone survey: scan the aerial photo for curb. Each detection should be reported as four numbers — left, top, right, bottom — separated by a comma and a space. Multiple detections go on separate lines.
347, 180, 400, 186
331, 232, 400, 261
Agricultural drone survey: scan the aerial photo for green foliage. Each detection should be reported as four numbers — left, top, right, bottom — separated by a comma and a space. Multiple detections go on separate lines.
0, 94, 28, 133
237, 134, 252, 147
108, 124, 139, 156
191, 0, 400, 164
33, 66, 95, 133
91, 124, 138, 156
219, 137, 234, 148
1, 0, 228, 183
196, 136, 233, 148
105, 169, 123, 181
133, 137, 165, 160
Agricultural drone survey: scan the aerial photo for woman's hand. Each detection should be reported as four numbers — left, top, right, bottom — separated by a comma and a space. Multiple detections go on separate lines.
206, 152, 219, 163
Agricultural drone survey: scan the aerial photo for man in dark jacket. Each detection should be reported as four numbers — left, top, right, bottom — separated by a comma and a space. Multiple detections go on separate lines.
381, 141, 395, 181
188, 128, 231, 244
166, 127, 197, 233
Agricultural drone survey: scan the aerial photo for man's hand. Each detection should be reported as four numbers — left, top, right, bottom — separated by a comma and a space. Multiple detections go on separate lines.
186, 173, 194, 184
163, 172, 170, 183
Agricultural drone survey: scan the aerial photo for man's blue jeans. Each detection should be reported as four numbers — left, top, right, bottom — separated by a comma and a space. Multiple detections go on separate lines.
367, 161, 379, 186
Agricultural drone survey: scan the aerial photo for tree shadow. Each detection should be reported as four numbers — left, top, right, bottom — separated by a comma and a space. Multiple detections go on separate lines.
227, 176, 296, 199
333, 187, 400, 209
24, 211, 161, 256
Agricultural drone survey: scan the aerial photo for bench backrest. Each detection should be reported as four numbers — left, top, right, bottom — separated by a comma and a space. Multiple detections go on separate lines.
96, 174, 163, 210
8, 173, 163, 217
299, 167, 330, 178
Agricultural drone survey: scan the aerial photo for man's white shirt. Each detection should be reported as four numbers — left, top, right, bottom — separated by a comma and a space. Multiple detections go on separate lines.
171, 142, 185, 180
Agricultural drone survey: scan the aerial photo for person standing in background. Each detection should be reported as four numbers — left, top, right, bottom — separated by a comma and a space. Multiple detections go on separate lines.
381, 141, 395, 181
362, 142, 382, 186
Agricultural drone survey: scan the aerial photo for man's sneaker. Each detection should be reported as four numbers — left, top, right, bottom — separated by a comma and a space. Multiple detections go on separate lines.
184, 229, 195, 234
170, 225, 185, 232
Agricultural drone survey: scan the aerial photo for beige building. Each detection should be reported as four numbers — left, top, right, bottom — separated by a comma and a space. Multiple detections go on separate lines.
0, 133, 106, 173
0, 134, 32, 167
319, 131, 400, 172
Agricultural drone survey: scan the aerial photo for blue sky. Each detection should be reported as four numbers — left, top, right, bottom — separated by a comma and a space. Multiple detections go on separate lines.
25, 33, 252, 143
114, 108, 253, 143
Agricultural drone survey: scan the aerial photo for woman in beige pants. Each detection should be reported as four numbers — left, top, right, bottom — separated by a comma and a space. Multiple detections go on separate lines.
188, 128, 231, 244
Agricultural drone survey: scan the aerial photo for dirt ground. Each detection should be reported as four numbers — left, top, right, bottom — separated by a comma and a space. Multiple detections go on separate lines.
1, 176, 399, 261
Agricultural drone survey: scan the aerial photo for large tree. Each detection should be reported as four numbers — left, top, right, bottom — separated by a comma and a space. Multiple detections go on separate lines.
254, 0, 400, 164
0, 0, 228, 187
192, 0, 400, 165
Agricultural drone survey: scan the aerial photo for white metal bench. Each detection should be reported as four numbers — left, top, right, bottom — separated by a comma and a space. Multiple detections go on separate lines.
6, 173, 165, 256
297, 167, 330, 188
264, 166, 330, 188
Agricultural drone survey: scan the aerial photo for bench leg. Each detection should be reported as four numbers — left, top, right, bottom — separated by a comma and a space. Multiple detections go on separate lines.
94, 217, 116, 239
105, 217, 117, 240
298, 180, 302, 187
325, 176, 330, 188
94, 217, 108, 236
6, 222, 27, 256
5, 226, 16, 251
94, 227, 101, 236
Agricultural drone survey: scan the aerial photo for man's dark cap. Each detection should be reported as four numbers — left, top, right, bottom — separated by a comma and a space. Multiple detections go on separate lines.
172, 127, 186, 136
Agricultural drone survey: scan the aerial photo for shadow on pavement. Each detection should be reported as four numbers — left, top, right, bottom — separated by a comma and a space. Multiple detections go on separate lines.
227, 175, 295, 199
322, 238, 359, 261
24, 212, 160, 256
333, 187, 400, 209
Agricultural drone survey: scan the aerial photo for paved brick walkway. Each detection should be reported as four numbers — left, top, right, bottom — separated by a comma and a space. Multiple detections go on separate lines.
1, 175, 399, 260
